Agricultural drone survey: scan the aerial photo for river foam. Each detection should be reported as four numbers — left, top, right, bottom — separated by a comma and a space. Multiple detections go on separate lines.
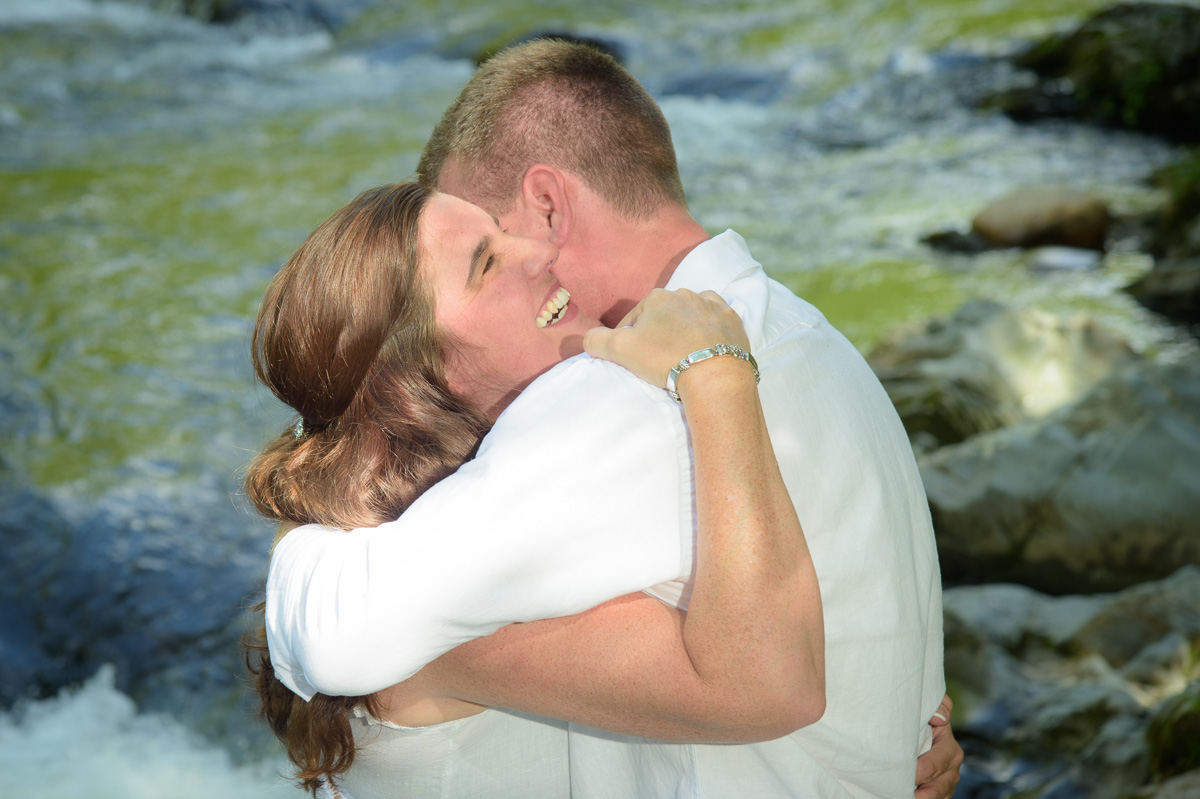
0, 666, 302, 798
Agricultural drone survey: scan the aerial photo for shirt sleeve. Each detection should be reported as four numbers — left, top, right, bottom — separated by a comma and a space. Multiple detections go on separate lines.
265, 355, 696, 700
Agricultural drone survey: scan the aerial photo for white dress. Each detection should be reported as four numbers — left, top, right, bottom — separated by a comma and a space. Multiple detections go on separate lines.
322, 708, 569, 799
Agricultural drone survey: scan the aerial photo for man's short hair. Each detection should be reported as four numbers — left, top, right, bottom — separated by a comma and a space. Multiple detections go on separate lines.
417, 38, 687, 219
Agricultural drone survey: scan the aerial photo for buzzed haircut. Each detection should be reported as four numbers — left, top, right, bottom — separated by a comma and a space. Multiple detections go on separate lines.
417, 38, 687, 219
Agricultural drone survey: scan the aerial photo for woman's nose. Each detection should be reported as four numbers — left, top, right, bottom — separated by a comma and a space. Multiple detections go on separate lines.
516, 235, 557, 280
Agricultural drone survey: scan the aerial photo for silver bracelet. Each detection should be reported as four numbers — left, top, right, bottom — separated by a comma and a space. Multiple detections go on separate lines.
666, 344, 760, 403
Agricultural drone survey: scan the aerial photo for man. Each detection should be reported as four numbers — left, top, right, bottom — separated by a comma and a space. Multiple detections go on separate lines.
269, 39, 961, 797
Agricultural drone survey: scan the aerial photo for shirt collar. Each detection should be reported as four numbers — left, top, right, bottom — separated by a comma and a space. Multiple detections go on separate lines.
665, 229, 760, 294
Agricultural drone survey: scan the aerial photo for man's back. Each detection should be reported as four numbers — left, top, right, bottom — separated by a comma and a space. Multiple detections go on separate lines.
566, 231, 944, 798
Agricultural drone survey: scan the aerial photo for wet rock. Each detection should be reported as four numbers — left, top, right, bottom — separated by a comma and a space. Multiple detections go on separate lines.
921, 359, 1200, 593
178, 0, 343, 34
1126, 151, 1200, 330
1121, 633, 1196, 688
1146, 679, 1200, 780
1068, 568, 1200, 669
971, 187, 1110, 250
0, 461, 78, 706
1129, 769, 1200, 799
868, 300, 1138, 450
1076, 713, 1152, 799
1012, 681, 1141, 754
942, 582, 1107, 654
1125, 258, 1200, 329
944, 571, 1200, 798
921, 228, 992, 254
0, 459, 271, 716
987, 3, 1200, 143
1150, 151, 1200, 259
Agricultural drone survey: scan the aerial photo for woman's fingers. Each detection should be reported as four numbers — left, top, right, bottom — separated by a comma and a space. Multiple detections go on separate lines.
583, 289, 752, 390
582, 325, 621, 361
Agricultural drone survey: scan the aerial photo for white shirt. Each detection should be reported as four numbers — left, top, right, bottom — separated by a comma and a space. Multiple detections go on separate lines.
568, 231, 944, 798
267, 356, 696, 702
268, 230, 944, 798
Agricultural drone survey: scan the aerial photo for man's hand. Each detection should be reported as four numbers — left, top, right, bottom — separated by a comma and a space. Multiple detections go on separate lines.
915, 694, 963, 799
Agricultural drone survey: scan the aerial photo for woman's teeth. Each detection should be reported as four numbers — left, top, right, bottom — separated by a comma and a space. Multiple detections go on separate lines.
536, 287, 571, 328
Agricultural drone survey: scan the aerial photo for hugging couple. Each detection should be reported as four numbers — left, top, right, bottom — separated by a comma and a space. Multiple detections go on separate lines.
246, 38, 962, 799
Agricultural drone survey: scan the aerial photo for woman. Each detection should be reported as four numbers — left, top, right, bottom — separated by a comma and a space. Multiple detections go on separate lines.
244, 182, 823, 796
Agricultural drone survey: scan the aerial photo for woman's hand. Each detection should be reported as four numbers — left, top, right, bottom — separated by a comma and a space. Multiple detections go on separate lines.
583, 289, 751, 391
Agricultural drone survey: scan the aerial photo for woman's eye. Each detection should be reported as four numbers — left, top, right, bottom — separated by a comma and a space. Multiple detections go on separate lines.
483, 254, 496, 275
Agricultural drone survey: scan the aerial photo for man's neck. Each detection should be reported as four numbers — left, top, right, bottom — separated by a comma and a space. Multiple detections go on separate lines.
585, 204, 711, 327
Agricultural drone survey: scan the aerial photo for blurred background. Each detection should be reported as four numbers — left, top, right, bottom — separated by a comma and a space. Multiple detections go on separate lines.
1, 0, 1198, 796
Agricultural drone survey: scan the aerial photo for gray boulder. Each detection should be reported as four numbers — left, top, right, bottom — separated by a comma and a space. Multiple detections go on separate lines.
1129, 769, 1200, 799
921, 359, 1200, 593
944, 569, 1200, 798
868, 300, 1138, 451
1069, 567, 1200, 668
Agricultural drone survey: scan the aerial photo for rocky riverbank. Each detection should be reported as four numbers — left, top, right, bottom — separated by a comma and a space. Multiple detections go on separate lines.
883, 4, 1200, 794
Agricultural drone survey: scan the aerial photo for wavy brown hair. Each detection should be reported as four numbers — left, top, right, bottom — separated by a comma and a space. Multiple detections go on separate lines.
242, 181, 489, 795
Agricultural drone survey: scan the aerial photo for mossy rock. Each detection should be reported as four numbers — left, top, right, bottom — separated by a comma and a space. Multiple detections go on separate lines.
1152, 149, 1200, 259
1125, 258, 1200, 328
1125, 149, 1200, 328
176, 0, 340, 32
1147, 680, 1200, 779
991, 3, 1200, 143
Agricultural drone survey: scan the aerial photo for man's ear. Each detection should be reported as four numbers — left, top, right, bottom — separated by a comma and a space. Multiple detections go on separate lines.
520, 164, 572, 246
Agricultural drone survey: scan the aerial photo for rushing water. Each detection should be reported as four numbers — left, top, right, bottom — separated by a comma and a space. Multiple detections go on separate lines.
1, 0, 1196, 795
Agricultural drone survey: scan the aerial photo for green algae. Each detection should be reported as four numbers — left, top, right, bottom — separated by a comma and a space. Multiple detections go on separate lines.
1148, 680, 1200, 779
0, 104, 439, 489
780, 257, 965, 352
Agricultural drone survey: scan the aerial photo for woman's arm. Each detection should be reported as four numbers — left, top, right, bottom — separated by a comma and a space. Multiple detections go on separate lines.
393, 289, 825, 741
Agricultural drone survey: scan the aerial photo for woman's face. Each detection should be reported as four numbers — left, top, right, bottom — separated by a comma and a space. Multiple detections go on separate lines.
421, 192, 601, 419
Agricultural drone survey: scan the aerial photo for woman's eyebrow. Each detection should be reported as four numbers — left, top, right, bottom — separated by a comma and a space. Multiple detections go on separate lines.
466, 235, 491, 287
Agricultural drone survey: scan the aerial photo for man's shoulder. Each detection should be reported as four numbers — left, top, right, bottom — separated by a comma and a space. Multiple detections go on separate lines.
502, 354, 675, 419
676, 230, 831, 342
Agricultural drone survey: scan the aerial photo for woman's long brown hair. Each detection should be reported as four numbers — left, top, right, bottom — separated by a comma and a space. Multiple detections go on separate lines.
242, 182, 489, 795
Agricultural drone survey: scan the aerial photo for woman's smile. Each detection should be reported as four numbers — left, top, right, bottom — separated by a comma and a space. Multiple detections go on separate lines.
537, 287, 572, 328
420, 192, 601, 417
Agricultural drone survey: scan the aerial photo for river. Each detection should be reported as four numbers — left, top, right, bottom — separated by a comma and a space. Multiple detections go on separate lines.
0, 0, 1194, 795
